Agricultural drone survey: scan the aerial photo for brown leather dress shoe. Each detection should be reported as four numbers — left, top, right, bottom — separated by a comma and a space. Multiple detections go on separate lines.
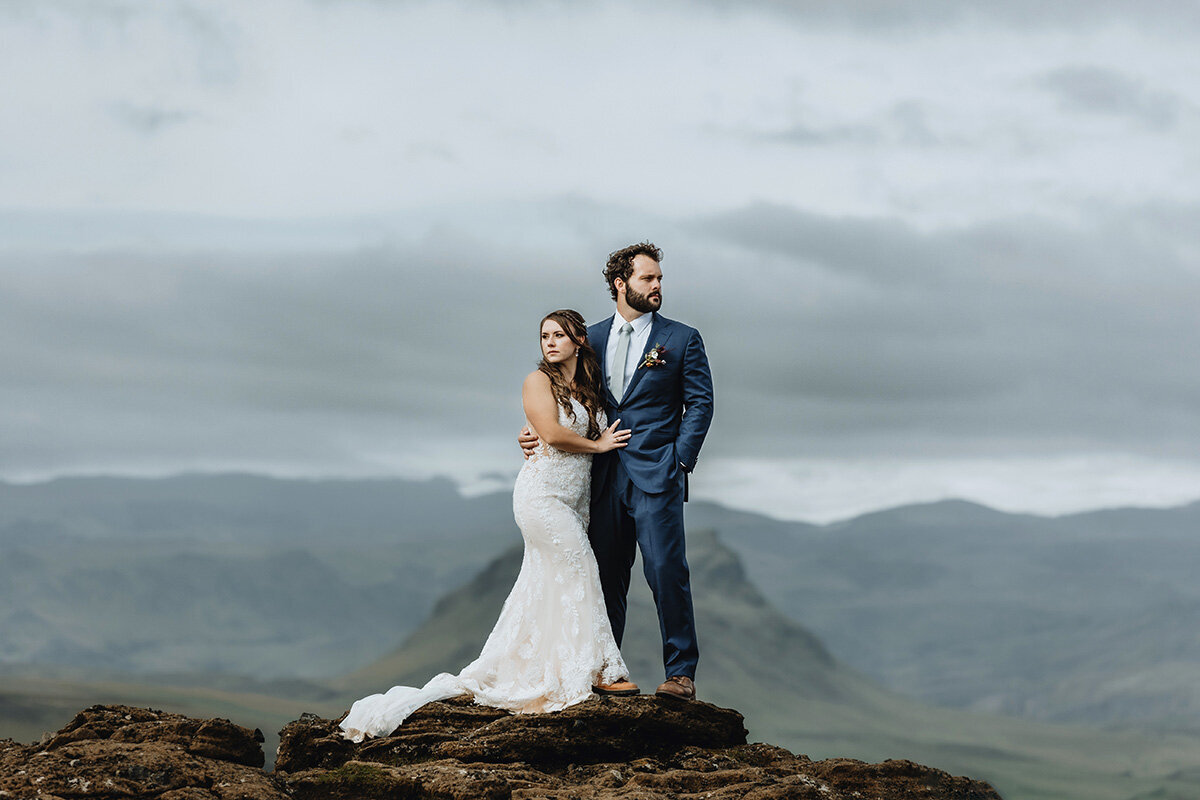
593, 679, 640, 696
655, 675, 695, 700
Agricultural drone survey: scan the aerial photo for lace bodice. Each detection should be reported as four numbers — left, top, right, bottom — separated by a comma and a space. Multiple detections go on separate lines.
520, 398, 604, 507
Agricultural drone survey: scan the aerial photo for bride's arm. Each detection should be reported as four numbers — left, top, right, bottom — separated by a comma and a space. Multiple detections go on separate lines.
522, 371, 629, 454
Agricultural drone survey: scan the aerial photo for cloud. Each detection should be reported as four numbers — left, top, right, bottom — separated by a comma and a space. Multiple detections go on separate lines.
109, 103, 194, 134
1039, 66, 1180, 128
2, 0, 1199, 516
0, 211, 641, 478
686, 201, 1200, 457
759, 102, 939, 149
765, 123, 883, 147
5, 196, 1199, 487
695, 0, 1200, 33
2, 0, 1195, 225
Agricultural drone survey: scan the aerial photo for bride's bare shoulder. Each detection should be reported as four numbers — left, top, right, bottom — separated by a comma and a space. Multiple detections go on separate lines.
523, 370, 551, 391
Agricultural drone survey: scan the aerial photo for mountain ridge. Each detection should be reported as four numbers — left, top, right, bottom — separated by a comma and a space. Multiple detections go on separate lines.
5, 473, 1200, 726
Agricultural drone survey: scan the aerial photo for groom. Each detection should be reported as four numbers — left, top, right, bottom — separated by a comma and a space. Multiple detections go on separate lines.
522, 241, 714, 700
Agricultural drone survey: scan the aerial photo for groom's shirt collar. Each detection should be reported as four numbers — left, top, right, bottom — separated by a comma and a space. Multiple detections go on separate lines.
610, 309, 654, 337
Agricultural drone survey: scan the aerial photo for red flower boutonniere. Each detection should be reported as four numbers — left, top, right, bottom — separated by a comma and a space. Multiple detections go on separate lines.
639, 343, 667, 369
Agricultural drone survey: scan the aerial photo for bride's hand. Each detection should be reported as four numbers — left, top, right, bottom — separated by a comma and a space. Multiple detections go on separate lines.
596, 419, 632, 453
519, 426, 540, 459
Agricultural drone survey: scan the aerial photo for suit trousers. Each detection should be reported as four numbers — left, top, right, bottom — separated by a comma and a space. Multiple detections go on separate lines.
588, 456, 699, 680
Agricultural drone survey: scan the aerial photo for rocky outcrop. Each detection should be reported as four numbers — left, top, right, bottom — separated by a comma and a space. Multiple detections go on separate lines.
275, 692, 748, 774
279, 695, 1001, 799
1, 699, 1002, 799
0, 705, 287, 799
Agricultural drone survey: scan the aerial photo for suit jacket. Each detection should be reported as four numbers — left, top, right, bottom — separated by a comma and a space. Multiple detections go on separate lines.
589, 312, 714, 496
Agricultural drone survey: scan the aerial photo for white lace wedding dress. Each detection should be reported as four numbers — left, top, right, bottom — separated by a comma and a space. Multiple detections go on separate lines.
340, 398, 628, 742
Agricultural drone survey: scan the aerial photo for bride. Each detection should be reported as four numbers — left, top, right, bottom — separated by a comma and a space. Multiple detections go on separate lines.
340, 309, 638, 742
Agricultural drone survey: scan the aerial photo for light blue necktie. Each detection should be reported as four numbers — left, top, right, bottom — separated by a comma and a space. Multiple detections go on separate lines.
610, 322, 633, 399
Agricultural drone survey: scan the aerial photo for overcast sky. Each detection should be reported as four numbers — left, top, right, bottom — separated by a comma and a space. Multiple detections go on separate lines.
2, 0, 1199, 521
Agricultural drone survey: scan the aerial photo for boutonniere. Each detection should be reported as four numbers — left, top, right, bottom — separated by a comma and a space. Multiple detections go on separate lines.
639, 343, 667, 369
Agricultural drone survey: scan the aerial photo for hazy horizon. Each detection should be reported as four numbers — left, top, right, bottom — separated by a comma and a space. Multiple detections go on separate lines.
2, 465, 1196, 526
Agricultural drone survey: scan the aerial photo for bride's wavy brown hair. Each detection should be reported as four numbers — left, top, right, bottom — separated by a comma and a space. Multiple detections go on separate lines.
538, 309, 604, 440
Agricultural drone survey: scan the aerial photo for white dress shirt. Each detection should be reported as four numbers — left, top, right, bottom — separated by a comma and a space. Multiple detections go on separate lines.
606, 310, 654, 400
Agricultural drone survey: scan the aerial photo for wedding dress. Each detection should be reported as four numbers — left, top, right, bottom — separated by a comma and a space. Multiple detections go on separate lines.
340, 398, 628, 742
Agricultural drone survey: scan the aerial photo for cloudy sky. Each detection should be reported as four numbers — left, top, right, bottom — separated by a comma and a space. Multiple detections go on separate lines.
3, 0, 1199, 522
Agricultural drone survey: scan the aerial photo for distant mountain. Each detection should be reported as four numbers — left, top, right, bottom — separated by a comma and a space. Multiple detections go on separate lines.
689, 497, 1200, 728
335, 529, 1200, 800
0, 474, 519, 677
0, 537, 470, 676
0, 668, 341, 768
339, 529, 857, 719
5, 473, 1200, 733
0, 473, 508, 545
5, 479, 1200, 800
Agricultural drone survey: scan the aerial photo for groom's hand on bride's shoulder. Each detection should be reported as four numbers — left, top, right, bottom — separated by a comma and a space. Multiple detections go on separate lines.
518, 426, 540, 459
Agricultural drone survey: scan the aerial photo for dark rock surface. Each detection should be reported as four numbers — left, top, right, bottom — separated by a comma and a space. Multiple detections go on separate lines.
276, 693, 748, 774
0, 705, 286, 799
1, 699, 1003, 799
45, 705, 267, 768
277, 694, 1002, 799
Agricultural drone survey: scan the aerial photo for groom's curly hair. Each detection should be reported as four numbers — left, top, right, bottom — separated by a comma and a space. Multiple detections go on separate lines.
604, 241, 662, 301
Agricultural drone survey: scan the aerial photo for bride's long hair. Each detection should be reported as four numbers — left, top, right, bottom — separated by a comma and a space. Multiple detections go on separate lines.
537, 309, 604, 440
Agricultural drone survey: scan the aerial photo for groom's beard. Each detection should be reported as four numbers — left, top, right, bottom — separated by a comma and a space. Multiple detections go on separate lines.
625, 285, 661, 314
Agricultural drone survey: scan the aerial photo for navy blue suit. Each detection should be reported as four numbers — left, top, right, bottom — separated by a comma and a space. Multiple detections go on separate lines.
588, 312, 714, 680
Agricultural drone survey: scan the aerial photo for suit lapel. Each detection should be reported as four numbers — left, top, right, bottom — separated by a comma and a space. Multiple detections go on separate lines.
620, 313, 673, 403
591, 315, 619, 407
